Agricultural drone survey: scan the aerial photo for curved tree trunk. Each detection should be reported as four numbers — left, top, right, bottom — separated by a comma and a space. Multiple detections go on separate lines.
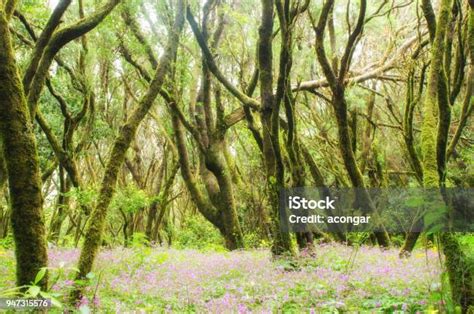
74, 0, 186, 298
170, 107, 244, 250
205, 142, 244, 249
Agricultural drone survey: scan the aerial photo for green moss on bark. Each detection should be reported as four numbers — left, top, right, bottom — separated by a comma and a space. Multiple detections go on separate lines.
420, 1, 474, 311
0, 12, 48, 289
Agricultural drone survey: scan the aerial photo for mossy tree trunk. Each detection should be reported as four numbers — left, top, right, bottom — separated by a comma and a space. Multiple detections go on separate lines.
49, 166, 71, 243
121, 4, 244, 249
5, 0, 121, 252
420, 0, 473, 311
274, 0, 313, 250
257, 0, 294, 256
301, 145, 347, 242
18, 0, 115, 194
184, 2, 244, 249
400, 0, 471, 256
204, 139, 245, 249
169, 100, 244, 250
146, 161, 179, 243
74, 0, 186, 297
0, 10, 48, 289
144, 157, 167, 242
441, 4, 474, 311
400, 66, 427, 256
186, 3, 291, 254
311, 0, 390, 247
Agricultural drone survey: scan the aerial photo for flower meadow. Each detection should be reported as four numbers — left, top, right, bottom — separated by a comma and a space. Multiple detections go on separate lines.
0, 243, 446, 312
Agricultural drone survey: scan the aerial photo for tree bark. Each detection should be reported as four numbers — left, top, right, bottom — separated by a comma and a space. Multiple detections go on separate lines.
311, 0, 390, 247
420, 1, 473, 311
258, 0, 293, 256
0, 11, 48, 289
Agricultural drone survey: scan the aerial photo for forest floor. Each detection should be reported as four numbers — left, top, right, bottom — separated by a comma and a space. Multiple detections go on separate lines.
0, 243, 445, 312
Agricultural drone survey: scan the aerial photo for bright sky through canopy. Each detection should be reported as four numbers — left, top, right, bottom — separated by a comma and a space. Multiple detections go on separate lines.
47, 0, 59, 10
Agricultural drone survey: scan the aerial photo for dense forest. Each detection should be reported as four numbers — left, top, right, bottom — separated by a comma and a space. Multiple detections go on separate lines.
0, 0, 473, 312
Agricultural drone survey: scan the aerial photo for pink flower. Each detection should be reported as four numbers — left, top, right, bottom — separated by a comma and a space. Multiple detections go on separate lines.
64, 279, 74, 286
76, 296, 88, 308
237, 303, 247, 313
93, 295, 100, 307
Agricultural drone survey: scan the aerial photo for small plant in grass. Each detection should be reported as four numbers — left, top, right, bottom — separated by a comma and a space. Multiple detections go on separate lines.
0, 266, 63, 309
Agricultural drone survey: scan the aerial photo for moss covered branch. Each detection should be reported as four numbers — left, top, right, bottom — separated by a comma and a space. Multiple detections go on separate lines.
26, 0, 121, 119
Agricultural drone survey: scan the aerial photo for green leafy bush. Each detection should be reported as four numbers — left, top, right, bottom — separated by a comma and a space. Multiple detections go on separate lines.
174, 215, 225, 251
111, 186, 149, 214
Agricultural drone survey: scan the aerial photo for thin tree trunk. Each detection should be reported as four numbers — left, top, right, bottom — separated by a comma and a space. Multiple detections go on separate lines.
49, 167, 71, 243
311, 0, 390, 247
259, 0, 293, 256
73, 0, 186, 298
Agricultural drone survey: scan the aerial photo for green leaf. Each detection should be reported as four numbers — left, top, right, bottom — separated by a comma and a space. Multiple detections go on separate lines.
69, 267, 80, 273
27, 285, 40, 297
50, 297, 62, 308
39, 291, 62, 307
74, 279, 87, 286
405, 196, 424, 207
39, 291, 50, 298
86, 272, 95, 279
34, 267, 47, 284
0, 286, 24, 297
